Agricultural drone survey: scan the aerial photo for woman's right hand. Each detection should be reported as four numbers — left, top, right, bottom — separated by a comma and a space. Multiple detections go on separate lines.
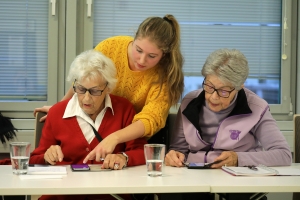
83, 133, 119, 163
33, 105, 52, 122
165, 150, 185, 167
44, 145, 64, 165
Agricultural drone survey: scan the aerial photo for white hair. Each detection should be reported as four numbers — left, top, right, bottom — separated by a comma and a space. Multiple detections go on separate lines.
201, 48, 249, 90
67, 50, 117, 92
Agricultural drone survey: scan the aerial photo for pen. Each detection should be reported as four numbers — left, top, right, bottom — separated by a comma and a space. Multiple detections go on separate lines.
204, 160, 223, 168
182, 161, 188, 167
248, 165, 258, 171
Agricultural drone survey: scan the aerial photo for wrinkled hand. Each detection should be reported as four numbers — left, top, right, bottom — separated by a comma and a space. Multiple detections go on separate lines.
44, 145, 64, 165
33, 105, 52, 122
165, 150, 185, 167
210, 151, 238, 169
101, 154, 127, 170
83, 134, 118, 163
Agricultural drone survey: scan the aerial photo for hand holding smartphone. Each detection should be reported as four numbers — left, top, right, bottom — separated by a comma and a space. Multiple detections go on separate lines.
186, 160, 223, 169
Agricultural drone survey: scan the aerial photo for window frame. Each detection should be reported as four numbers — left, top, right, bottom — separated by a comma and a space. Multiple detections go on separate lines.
0, 0, 60, 118
80, 0, 295, 121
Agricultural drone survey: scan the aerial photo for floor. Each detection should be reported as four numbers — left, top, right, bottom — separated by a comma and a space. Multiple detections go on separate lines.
215, 193, 293, 200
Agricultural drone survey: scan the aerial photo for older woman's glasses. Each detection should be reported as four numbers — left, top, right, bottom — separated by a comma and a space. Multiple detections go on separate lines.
73, 80, 108, 96
202, 80, 235, 98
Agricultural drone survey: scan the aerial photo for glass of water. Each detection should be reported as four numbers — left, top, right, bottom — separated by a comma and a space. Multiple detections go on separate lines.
10, 142, 31, 175
144, 144, 165, 177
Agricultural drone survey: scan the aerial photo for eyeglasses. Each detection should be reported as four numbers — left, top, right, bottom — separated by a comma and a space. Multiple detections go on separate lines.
202, 79, 235, 98
73, 80, 108, 96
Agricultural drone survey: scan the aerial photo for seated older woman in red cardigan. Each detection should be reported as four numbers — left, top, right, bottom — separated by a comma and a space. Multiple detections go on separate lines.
30, 49, 146, 200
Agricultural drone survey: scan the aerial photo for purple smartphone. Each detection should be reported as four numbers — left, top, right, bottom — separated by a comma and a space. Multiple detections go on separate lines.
71, 164, 90, 171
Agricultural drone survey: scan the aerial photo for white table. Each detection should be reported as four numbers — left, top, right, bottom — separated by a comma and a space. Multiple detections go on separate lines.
0, 165, 210, 195
199, 165, 300, 193
1, 164, 300, 196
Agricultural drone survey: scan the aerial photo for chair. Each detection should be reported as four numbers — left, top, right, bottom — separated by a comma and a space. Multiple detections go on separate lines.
147, 113, 177, 150
34, 112, 47, 148
294, 114, 300, 163
293, 114, 300, 200
27, 112, 47, 200
147, 114, 170, 148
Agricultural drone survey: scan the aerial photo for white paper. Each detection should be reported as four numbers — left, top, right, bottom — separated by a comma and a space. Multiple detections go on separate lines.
27, 166, 67, 175
222, 166, 300, 176
273, 168, 300, 176
19, 175, 63, 180
222, 166, 276, 176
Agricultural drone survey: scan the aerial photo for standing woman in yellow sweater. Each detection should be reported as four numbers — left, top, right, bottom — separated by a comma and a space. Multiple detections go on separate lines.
34, 14, 184, 162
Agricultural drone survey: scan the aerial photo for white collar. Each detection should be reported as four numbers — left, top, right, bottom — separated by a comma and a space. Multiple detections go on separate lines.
63, 93, 114, 125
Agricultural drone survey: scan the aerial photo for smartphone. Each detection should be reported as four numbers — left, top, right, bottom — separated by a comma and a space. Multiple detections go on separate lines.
71, 164, 90, 171
187, 160, 223, 169
187, 163, 208, 169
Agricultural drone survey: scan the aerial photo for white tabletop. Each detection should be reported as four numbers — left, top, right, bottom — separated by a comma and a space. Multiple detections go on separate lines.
0, 165, 209, 195
199, 165, 300, 193
1, 164, 300, 195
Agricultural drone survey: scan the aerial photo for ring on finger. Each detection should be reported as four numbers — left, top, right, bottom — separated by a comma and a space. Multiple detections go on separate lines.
114, 163, 119, 169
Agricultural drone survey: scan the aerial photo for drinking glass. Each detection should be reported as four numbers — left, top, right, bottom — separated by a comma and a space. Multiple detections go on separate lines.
10, 142, 31, 175
144, 144, 165, 177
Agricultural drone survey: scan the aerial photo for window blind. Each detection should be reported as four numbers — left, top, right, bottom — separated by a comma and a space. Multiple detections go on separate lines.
0, 0, 48, 101
93, 0, 281, 78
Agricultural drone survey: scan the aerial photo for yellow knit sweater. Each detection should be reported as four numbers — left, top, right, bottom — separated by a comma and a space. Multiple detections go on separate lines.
94, 36, 170, 138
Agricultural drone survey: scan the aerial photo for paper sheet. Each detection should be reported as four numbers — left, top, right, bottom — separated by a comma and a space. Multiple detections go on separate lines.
19, 175, 63, 180
27, 166, 67, 175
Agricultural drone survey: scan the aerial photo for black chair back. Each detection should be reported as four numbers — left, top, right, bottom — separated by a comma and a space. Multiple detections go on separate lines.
147, 115, 170, 151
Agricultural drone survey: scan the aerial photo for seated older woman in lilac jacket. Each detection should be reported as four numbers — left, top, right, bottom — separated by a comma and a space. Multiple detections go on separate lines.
165, 48, 292, 168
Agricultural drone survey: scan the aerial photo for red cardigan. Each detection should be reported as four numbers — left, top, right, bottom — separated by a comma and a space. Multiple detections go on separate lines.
30, 94, 147, 166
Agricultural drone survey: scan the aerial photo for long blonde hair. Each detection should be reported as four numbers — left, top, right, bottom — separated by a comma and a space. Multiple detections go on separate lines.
135, 14, 184, 105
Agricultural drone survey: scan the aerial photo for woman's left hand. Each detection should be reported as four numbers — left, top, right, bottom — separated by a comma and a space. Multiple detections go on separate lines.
101, 154, 127, 170
83, 134, 119, 163
210, 151, 238, 169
